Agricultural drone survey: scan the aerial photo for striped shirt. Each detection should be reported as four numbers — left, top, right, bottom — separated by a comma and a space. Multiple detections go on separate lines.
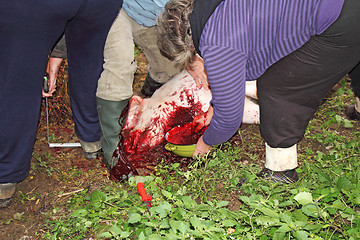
200, 0, 344, 146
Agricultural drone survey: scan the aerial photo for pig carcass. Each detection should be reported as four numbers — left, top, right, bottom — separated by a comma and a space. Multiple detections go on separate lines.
110, 71, 259, 180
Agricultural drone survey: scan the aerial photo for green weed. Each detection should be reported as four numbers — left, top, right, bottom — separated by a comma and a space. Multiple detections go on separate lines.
43, 79, 360, 239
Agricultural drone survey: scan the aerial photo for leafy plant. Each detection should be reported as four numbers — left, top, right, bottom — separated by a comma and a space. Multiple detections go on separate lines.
43, 78, 360, 239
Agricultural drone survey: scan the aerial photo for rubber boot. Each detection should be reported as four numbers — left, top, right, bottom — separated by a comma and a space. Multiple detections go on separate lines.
0, 183, 16, 208
96, 97, 130, 168
79, 139, 102, 159
140, 74, 164, 97
345, 97, 360, 120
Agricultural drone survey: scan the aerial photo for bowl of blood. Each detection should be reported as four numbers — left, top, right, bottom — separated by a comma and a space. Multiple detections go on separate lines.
165, 122, 207, 157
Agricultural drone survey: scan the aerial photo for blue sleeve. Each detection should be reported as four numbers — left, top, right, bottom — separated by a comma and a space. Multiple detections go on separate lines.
122, 0, 168, 27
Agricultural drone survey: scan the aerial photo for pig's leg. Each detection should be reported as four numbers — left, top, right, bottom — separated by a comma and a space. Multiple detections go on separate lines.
245, 80, 258, 99
242, 97, 260, 124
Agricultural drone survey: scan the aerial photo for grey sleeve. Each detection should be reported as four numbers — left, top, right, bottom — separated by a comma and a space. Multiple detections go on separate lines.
50, 35, 67, 59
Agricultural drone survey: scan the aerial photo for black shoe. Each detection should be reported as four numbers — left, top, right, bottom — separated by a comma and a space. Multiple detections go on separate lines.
239, 168, 298, 186
257, 168, 298, 184
84, 149, 102, 160
140, 74, 164, 97
0, 183, 16, 208
345, 105, 360, 120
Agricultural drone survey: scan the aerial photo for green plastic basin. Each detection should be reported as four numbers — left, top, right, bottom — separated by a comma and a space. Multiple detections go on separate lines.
164, 141, 196, 158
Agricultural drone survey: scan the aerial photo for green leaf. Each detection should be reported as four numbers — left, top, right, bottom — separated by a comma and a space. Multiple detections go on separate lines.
138, 232, 145, 240
239, 196, 250, 204
317, 172, 331, 184
90, 190, 106, 205
154, 201, 172, 218
292, 209, 308, 221
161, 189, 172, 199
273, 231, 286, 240
303, 224, 322, 231
172, 207, 186, 220
279, 213, 293, 225
216, 201, 229, 208
257, 206, 279, 219
71, 209, 88, 217
169, 219, 181, 232
190, 217, 203, 230
336, 177, 353, 191
146, 234, 163, 240
278, 200, 294, 207
181, 196, 197, 210
98, 232, 112, 238
302, 204, 318, 218
128, 213, 142, 224
109, 225, 122, 235
294, 192, 313, 205
255, 215, 280, 227
276, 224, 291, 233
331, 199, 345, 210
222, 219, 238, 227
343, 119, 353, 128
293, 230, 309, 240
196, 203, 212, 211
178, 222, 189, 234
159, 219, 170, 229
208, 226, 225, 233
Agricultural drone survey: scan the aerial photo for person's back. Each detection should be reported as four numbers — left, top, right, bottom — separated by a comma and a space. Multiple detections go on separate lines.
200, 0, 344, 80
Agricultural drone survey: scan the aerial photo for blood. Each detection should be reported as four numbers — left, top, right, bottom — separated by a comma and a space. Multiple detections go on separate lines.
110, 145, 139, 182
110, 89, 209, 181
165, 122, 208, 145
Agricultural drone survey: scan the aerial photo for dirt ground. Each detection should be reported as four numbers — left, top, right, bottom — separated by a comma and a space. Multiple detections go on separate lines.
0, 52, 356, 240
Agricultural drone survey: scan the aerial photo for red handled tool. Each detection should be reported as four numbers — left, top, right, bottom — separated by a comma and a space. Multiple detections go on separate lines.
137, 182, 152, 212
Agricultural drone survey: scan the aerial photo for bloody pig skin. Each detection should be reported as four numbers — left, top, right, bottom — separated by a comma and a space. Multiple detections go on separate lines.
110, 71, 260, 181
121, 71, 212, 154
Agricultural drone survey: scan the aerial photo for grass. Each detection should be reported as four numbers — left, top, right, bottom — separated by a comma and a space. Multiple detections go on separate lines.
42, 79, 360, 239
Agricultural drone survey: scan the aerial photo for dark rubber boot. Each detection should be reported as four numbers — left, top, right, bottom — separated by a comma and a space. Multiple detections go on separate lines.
140, 74, 164, 97
345, 105, 360, 120
79, 139, 102, 160
0, 183, 16, 208
97, 97, 130, 168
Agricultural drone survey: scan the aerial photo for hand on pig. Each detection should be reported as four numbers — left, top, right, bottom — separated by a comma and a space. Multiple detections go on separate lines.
187, 54, 209, 90
192, 106, 213, 132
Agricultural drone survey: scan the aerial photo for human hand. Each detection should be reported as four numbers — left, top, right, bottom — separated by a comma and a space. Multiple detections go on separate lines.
42, 57, 63, 97
187, 54, 209, 90
193, 135, 211, 157
192, 106, 213, 132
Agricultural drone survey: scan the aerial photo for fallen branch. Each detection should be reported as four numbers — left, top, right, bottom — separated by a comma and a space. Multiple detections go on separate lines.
57, 188, 84, 197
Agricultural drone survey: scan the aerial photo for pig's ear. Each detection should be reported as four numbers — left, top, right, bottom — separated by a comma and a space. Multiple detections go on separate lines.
128, 95, 144, 115
123, 95, 144, 129
129, 95, 144, 108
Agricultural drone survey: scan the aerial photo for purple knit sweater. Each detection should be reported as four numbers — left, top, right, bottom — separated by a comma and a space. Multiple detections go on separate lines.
200, 0, 345, 146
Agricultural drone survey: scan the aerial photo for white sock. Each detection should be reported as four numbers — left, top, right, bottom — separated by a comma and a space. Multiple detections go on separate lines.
265, 143, 298, 171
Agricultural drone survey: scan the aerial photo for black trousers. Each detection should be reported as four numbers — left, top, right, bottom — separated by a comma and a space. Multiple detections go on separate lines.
0, 0, 122, 183
257, 0, 360, 148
